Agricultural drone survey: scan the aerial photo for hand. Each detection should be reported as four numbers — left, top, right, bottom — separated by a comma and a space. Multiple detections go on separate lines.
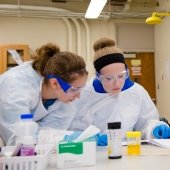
153, 125, 170, 139
96, 133, 107, 146
64, 131, 82, 141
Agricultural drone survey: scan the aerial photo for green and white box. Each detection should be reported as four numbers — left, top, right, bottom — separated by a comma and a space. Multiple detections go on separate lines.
56, 141, 96, 168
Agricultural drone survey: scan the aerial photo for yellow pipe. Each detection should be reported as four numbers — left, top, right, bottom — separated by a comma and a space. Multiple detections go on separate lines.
153, 12, 170, 17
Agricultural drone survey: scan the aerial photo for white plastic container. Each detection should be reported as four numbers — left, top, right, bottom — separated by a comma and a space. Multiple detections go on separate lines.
15, 114, 39, 145
0, 145, 53, 170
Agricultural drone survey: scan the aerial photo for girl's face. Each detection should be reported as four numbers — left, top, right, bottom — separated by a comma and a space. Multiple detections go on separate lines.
52, 74, 88, 103
99, 63, 127, 95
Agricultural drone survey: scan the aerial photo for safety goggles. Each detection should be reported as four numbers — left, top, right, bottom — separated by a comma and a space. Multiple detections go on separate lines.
45, 74, 82, 95
96, 70, 129, 84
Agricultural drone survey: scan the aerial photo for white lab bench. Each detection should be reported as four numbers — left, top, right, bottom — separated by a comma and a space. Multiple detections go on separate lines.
47, 144, 170, 170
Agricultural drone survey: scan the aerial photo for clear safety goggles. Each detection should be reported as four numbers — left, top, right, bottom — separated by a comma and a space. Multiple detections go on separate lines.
45, 74, 83, 95
96, 70, 129, 84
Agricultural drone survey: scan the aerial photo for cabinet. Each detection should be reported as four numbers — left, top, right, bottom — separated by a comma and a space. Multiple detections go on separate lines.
0, 44, 30, 74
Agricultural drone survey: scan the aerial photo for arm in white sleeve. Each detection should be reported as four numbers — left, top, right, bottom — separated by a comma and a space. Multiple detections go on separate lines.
133, 88, 168, 141
0, 77, 36, 145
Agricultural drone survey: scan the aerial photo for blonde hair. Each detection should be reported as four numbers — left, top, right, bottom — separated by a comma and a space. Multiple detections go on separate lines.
93, 37, 123, 62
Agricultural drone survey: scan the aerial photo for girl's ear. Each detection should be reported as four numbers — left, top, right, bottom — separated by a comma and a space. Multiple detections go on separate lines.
49, 78, 60, 90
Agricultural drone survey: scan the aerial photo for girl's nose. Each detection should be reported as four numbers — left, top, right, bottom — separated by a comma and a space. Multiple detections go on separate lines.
74, 92, 80, 99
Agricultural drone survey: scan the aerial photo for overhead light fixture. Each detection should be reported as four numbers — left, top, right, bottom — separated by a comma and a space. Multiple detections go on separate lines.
146, 12, 170, 24
85, 0, 107, 19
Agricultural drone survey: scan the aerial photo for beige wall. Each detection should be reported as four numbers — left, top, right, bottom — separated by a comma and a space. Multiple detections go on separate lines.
155, 0, 170, 120
0, 17, 117, 78
0, 17, 67, 50
117, 24, 154, 52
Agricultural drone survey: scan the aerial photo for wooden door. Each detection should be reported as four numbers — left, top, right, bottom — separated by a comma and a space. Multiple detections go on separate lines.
125, 52, 156, 104
0, 47, 2, 74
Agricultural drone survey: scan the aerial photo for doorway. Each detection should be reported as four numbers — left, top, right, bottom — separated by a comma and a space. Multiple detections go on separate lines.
125, 52, 156, 104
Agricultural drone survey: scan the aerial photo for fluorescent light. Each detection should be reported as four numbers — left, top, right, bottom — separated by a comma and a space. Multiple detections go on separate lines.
85, 0, 107, 19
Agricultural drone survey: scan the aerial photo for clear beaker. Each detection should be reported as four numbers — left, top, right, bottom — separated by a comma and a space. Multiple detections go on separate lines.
126, 131, 141, 155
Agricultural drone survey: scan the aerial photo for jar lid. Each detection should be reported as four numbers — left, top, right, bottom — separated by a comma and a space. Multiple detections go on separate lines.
108, 122, 121, 129
21, 114, 33, 119
126, 131, 142, 138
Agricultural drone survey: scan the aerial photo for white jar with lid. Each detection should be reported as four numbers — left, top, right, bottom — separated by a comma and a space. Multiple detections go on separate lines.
15, 113, 38, 145
107, 122, 122, 159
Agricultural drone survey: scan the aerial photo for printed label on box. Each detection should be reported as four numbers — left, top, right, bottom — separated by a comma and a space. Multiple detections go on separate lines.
59, 142, 83, 154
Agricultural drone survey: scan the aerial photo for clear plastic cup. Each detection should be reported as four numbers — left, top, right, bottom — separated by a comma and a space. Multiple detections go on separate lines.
126, 131, 141, 155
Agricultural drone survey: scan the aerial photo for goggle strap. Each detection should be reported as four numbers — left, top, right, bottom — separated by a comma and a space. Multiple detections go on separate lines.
45, 74, 71, 92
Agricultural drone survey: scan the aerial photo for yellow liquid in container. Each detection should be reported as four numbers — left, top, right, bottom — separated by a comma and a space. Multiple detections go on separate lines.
127, 144, 141, 155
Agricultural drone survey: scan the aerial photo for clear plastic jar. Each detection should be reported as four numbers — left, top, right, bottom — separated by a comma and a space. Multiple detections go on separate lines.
126, 131, 141, 155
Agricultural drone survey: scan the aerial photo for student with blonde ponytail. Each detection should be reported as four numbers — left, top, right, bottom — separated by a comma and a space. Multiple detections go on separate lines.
68, 37, 168, 145
0, 43, 88, 145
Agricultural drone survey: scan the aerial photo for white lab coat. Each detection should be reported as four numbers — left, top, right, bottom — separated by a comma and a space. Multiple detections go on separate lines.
0, 62, 76, 145
69, 78, 166, 141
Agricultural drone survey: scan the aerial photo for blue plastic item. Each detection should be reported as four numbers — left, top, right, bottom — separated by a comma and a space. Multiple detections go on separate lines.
96, 134, 107, 146
153, 125, 170, 139
20, 114, 33, 119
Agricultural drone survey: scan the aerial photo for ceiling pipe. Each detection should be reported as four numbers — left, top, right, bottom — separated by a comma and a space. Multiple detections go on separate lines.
80, 18, 94, 78
70, 18, 81, 56
62, 18, 73, 51
0, 3, 156, 19
0, 4, 71, 12
79, 19, 90, 63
